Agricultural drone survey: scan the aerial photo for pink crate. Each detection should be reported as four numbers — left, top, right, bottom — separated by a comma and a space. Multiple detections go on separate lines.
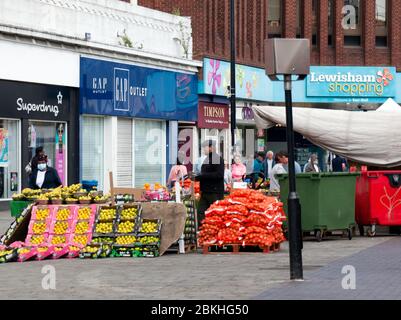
31, 205, 56, 221
67, 244, 83, 259
69, 233, 92, 247
71, 219, 94, 234
48, 234, 70, 246
76, 205, 97, 224
36, 245, 55, 261
17, 247, 38, 262
28, 219, 51, 235
8, 241, 25, 248
53, 205, 78, 221
25, 233, 49, 246
52, 245, 70, 259
50, 219, 74, 235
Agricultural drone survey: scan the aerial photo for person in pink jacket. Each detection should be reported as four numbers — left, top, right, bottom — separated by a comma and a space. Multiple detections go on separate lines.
231, 155, 247, 182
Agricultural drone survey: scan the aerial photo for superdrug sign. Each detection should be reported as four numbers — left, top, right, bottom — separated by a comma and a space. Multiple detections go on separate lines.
0, 80, 71, 121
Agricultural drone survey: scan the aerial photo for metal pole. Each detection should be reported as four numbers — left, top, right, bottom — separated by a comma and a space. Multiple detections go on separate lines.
230, 0, 236, 149
284, 75, 303, 280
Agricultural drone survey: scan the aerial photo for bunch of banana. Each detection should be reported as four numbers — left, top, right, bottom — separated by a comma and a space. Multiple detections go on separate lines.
37, 194, 49, 201
94, 194, 110, 202
117, 221, 135, 233
79, 196, 92, 201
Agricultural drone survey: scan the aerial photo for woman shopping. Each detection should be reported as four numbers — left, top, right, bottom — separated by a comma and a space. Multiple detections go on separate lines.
29, 155, 62, 189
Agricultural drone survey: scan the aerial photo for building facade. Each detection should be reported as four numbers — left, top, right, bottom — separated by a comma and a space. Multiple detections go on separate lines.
0, 0, 200, 205
139, 0, 401, 170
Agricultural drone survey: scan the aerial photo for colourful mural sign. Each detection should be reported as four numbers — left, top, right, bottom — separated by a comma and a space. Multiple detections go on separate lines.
0, 128, 9, 167
202, 58, 270, 101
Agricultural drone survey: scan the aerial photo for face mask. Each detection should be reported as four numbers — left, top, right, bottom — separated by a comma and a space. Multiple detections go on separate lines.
38, 163, 47, 171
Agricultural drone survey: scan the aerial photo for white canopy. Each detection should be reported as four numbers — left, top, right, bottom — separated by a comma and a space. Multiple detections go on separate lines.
252, 103, 401, 167
376, 98, 401, 112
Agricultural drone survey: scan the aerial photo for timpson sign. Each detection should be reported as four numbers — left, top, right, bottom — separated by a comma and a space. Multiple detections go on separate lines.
198, 102, 229, 129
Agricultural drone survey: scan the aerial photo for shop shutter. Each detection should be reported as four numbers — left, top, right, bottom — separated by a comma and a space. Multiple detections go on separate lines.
81, 116, 104, 189
117, 118, 133, 187
134, 120, 164, 187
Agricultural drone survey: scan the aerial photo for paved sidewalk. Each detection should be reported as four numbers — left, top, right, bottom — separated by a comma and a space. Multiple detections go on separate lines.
256, 237, 401, 300
0, 211, 395, 299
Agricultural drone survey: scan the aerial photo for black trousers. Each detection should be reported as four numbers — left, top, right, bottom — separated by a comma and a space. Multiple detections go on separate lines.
197, 192, 224, 225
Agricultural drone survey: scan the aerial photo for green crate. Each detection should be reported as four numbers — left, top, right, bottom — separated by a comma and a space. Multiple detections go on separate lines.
10, 201, 32, 218
278, 173, 359, 236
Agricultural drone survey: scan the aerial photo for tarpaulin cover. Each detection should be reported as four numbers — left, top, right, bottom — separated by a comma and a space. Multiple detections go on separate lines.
252, 100, 401, 167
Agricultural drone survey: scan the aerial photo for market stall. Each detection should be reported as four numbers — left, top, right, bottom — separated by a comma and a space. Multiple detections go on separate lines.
0, 183, 187, 262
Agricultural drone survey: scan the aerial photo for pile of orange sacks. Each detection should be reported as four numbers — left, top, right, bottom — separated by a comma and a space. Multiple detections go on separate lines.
198, 189, 286, 247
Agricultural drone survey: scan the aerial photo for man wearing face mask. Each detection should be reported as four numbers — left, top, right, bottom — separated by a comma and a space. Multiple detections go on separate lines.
29, 155, 62, 189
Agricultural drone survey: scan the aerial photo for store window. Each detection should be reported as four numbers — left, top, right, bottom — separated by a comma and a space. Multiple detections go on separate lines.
117, 118, 133, 187
0, 119, 19, 200
268, 0, 282, 38
81, 116, 104, 190
28, 121, 67, 185
312, 0, 318, 46
376, 0, 388, 47
328, 0, 334, 46
344, 0, 361, 47
134, 120, 165, 187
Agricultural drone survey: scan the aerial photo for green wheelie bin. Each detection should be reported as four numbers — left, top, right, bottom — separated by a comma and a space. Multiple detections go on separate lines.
278, 172, 359, 242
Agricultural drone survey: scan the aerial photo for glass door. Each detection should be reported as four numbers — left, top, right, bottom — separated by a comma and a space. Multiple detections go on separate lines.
28, 121, 67, 185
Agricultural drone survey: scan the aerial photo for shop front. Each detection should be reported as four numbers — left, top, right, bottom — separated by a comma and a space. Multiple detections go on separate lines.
0, 79, 79, 204
80, 57, 198, 191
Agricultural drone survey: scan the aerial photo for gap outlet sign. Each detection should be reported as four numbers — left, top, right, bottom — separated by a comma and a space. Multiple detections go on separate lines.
80, 57, 198, 121
306, 66, 396, 100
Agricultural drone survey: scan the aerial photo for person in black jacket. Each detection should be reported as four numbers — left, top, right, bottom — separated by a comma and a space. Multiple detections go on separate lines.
29, 155, 62, 190
195, 140, 225, 224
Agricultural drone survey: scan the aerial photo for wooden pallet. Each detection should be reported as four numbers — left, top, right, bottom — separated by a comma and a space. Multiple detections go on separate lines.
202, 243, 281, 254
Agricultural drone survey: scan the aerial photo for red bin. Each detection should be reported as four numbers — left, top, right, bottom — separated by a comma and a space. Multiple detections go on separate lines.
355, 170, 401, 236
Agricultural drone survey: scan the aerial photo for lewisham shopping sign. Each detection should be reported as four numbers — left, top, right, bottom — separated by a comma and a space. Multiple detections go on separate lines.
306, 66, 396, 99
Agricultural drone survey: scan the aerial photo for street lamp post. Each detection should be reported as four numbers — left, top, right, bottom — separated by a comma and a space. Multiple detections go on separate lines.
230, 0, 236, 149
265, 38, 310, 280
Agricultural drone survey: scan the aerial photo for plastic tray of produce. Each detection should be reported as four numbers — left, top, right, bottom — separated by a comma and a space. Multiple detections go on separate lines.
70, 233, 92, 247
0, 247, 18, 263
92, 220, 116, 237
140, 245, 160, 258
118, 204, 142, 221
72, 219, 94, 234
96, 205, 120, 222
137, 219, 162, 236
25, 233, 49, 246
135, 235, 161, 246
50, 219, 74, 235
28, 219, 51, 235
79, 244, 112, 259
115, 219, 137, 234
31, 205, 55, 221
91, 236, 115, 245
53, 205, 78, 221
113, 234, 138, 247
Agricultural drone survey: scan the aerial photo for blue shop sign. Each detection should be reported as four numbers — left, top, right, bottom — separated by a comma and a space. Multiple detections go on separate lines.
306, 66, 396, 99
80, 57, 198, 121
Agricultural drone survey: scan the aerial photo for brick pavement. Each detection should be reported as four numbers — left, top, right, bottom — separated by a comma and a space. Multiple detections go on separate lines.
256, 237, 401, 300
